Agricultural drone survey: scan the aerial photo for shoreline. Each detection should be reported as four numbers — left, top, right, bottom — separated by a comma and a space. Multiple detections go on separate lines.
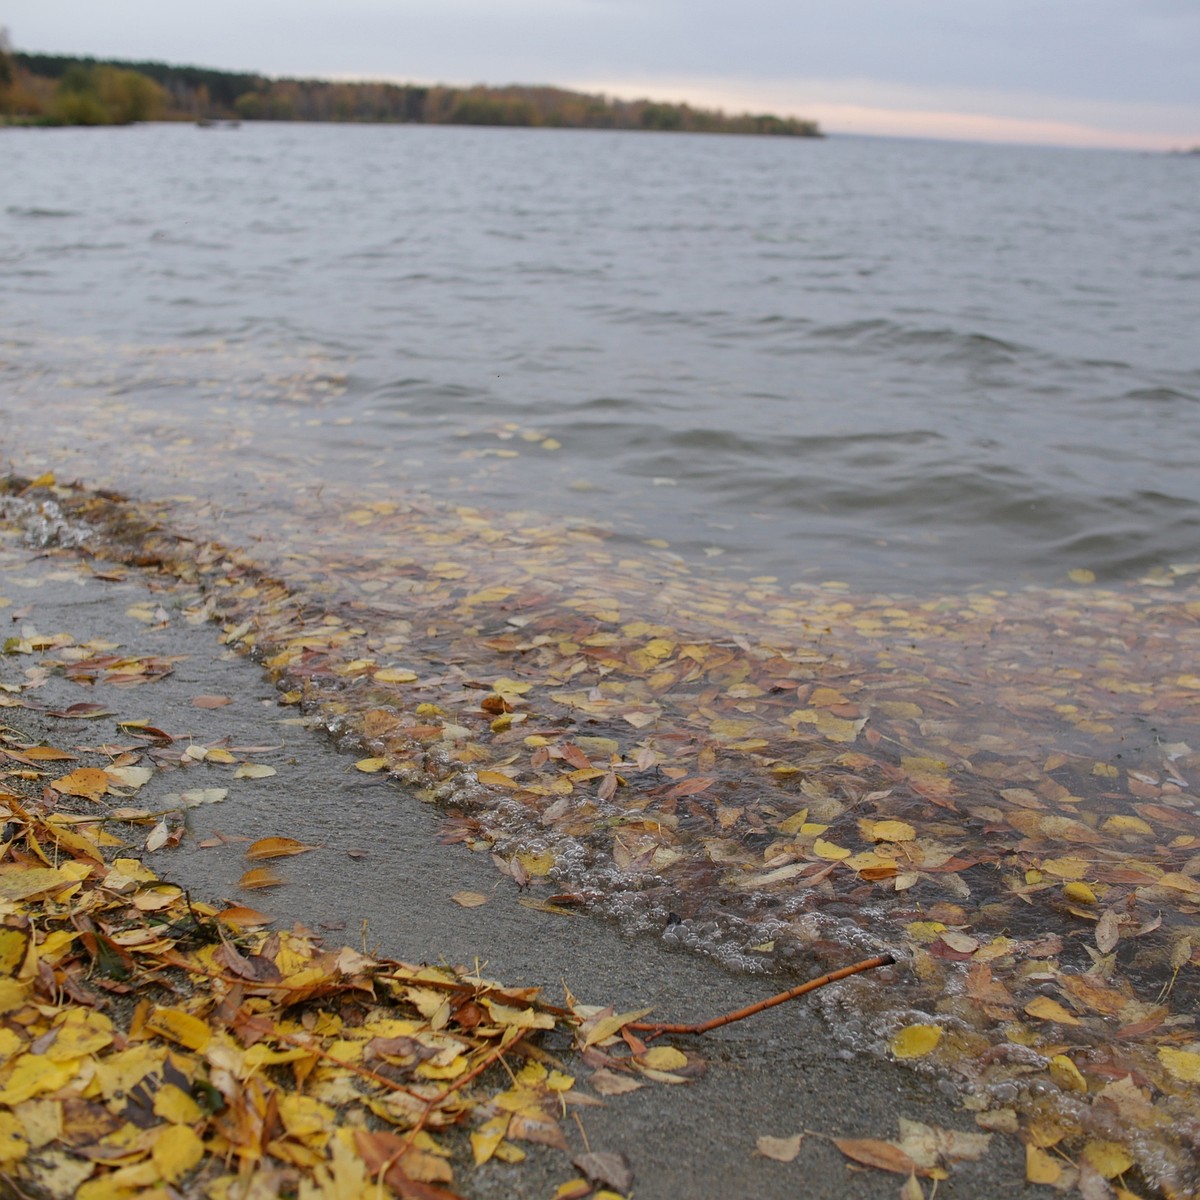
0, 488, 1027, 1197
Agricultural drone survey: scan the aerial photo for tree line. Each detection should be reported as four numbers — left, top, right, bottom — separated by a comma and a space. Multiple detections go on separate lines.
0, 44, 821, 137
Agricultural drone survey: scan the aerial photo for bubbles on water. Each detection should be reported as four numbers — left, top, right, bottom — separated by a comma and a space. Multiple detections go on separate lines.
0, 495, 92, 550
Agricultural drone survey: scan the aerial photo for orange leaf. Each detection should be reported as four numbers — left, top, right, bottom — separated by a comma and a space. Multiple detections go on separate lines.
50, 768, 110, 802
245, 837, 318, 860
216, 906, 274, 929
239, 867, 285, 890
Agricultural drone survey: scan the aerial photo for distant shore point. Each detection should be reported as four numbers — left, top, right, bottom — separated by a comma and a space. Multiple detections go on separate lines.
0, 47, 822, 137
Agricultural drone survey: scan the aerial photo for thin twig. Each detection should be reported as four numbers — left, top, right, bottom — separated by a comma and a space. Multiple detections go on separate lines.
628, 953, 894, 1036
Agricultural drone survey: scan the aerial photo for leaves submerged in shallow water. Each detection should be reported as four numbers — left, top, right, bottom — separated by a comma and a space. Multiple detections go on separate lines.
6, 473, 1200, 1194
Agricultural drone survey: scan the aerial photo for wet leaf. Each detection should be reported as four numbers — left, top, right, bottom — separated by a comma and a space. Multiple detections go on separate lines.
245, 837, 317, 860
1157, 1046, 1200, 1084
239, 867, 285, 889
234, 763, 278, 779
890, 1025, 942, 1059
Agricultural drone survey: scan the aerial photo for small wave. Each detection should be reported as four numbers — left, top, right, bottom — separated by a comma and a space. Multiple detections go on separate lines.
6, 206, 78, 219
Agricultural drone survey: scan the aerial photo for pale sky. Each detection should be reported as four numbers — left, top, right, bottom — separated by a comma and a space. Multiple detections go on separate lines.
6, 0, 1198, 149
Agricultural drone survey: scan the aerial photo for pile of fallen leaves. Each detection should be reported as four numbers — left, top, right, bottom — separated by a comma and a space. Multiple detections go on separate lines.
0, 495, 723, 1200
0, 771, 700, 1199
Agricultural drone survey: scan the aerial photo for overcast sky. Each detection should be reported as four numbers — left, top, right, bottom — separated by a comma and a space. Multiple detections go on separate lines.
6, 0, 1198, 149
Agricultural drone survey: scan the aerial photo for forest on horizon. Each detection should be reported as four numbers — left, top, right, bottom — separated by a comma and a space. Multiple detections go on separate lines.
0, 42, 822, 137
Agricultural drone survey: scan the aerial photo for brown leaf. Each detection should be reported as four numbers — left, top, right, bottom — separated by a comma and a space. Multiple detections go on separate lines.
589, 1069, 644, 1096
354, 1130, 463, 1199
573, 1150, 633, 1194
508, 1112, 569, 1151
832, 1137, 920, 1176
191, 694, 232, 708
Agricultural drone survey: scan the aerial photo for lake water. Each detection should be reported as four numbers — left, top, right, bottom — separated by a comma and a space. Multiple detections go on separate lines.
4, 123, 1198, 589
3, 122, 1200, 1184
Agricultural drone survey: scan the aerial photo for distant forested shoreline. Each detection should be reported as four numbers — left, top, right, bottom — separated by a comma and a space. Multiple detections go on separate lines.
0, 45, 822, 137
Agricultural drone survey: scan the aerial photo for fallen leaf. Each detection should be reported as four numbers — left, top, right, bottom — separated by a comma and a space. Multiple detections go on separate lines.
890, 1025, 943, 1059
756, 1133, 803, 1162
245, 837, 317, 860
573, 1151, 633, 1195
234, 763, 278, 779
832, 1137, 919, 1176
239, 867, 285, 889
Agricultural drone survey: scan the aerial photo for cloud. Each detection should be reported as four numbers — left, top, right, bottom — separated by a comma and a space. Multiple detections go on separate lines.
571, 74, 1200, 150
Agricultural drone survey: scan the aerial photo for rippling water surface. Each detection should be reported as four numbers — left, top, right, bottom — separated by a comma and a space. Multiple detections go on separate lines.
4, 122, 1200, 1187
3, 123, 1198, 588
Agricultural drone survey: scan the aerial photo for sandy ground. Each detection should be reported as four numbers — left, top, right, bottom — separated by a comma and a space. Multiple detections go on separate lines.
0, 536, 1028, 1199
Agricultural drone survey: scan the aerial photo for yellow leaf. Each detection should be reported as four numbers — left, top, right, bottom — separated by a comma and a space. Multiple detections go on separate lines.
234, 763, 278, 779
870, 820, 916, 843
152, 1123, 204, 1183
0, 866, 82, 904
1039, 856, 1089, 879
1068, 568, 1096, 584
0, 1112, 27, 1166
890, 1025, 942, 1059
452, 891, 489, 908
45, 1010, 113, 1061
639, 1046, 688, 1071
777, 809, 810, 836
813, 838, 851, 860
484, 1001, 555, 1030
516, 849, 554, 876
905, 921, 947, 942
471, 1114, 511, 1166
492, 676, 532, 695
1102, 814, 1154, 837
375, 668, 418, 683
144, 1007, 212, 1052
1048, 1054, 1087, 1093
1025, 1145, 1062, 1184
0, 929, 28, 976
1024, 996, 1081, 1025
477, 769, 520, 789
1062, 881, 1097, 904
1157, 1046, 1200, 1084
153, 1083, 203, 1125
580, 1007, 654, 1048
354, 757, 388, 773
0, 1056, 74, 1105
1081, 1140, 1135, 1179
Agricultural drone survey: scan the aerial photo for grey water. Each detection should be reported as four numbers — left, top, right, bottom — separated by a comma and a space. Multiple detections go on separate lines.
2, 121, 1198, 591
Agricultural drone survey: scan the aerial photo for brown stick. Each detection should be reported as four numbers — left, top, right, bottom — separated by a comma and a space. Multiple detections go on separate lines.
628, 953, 894, 1036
